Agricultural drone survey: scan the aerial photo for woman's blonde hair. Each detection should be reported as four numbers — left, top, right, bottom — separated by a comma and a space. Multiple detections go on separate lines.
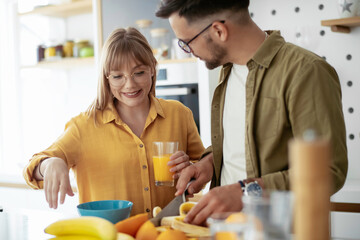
86, 27, 157, 122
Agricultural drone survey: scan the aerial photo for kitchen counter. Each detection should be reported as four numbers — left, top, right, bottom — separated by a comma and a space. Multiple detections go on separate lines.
0, 208, 78, 240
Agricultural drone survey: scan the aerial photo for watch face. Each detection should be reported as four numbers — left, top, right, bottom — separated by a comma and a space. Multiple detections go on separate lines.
246, 182, 263, 197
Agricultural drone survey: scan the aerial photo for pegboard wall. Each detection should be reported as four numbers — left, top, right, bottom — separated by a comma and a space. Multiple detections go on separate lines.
249, 0, 360, 182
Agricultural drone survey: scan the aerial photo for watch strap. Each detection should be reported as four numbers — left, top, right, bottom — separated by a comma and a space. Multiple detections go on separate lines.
238, 180, 245, 192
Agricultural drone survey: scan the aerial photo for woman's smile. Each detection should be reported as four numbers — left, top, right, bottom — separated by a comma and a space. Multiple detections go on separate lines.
122, 89, 142, 98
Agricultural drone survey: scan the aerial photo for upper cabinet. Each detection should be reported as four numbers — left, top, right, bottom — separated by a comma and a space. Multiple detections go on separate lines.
321, 16, 360, 33
18, 0, 100, 69
18, 0, 92, 18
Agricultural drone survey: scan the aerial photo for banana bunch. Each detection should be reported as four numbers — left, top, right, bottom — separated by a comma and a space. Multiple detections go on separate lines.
45, 216, 117, 240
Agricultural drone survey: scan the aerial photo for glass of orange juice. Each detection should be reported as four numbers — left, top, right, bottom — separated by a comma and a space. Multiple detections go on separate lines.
152, 141, 179, 187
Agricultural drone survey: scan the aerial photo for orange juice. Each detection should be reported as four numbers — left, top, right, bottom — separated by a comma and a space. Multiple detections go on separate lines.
153, 154, 174, 186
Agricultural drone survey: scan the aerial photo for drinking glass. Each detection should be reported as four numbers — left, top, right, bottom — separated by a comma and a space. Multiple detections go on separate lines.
242, 191, 294, 240
152, 142, 179, 187
207, 212, 252, 240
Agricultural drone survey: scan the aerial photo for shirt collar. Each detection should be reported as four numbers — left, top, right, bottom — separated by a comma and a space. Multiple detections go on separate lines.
148, 94, 165, 120
101, 100, 118, 124
251, 30, 285, 68
101, 94, 165, 125
221, 30, 285, 74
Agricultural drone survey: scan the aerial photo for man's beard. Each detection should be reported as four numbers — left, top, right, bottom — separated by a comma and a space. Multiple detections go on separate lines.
204, 37, 227, 70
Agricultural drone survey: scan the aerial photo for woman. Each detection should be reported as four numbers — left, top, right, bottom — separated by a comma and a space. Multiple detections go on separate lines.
23, 28, 204, 216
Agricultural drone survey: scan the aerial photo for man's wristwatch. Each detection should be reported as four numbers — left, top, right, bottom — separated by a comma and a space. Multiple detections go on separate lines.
239, 180, 263, 197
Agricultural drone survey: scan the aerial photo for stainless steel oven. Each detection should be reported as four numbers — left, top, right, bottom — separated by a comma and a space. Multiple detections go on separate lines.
155, 83, 200, 132
156, 61, 200, 133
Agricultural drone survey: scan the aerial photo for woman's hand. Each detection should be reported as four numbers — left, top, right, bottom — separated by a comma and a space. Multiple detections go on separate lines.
167, 151, 192, 179
41, 157, 74, 209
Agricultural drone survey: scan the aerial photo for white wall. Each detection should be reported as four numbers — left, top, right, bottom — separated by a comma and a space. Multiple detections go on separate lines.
0, 5, 96, 217
1, 10, 97, 176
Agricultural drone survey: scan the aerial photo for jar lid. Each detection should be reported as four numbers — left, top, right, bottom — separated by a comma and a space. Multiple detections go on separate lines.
150, 28, 168, 37
74, 39, 90, 44
135, 19, 153, 28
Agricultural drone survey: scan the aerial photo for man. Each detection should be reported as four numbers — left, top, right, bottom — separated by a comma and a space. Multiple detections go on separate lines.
156, 0, 348, 225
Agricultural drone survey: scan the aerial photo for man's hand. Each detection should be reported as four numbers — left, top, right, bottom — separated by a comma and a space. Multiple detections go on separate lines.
175, 153, 214, 196
184, 182, 244, 226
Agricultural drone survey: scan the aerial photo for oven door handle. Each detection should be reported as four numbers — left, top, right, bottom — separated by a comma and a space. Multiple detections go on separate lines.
156, 87, 191, 96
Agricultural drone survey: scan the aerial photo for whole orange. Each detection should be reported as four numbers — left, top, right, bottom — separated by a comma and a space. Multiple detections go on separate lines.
115, 213, 148, 237
157, 229, 187, 240
135, 220, 159, 240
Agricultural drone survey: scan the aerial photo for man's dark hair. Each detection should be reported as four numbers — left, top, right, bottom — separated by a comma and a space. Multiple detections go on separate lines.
156, 0, 250, 22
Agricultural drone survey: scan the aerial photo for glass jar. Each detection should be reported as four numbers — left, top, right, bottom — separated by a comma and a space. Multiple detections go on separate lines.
135, 19, 153, 44
44, 46, 56, 60
73, 40, 90, 58
150, 28, 169, 60
37, 44, 45, 62
63, 40, 74, 57
55, 44, 63, 58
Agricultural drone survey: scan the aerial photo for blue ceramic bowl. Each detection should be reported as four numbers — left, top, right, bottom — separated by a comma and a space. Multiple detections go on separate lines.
77, 200, 133, 224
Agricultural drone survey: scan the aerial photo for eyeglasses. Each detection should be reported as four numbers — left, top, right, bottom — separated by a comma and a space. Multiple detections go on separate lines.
178, 20, 225, 53
107, 68, 151, 87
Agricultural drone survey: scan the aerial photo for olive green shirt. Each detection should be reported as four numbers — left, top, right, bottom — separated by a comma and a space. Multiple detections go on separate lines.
207, 31, 347, 195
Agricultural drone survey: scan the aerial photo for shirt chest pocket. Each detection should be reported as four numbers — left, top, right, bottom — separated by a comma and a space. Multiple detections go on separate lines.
254, 97, 280, 140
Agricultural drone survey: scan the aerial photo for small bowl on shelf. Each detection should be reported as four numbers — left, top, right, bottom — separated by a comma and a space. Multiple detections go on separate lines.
77, 200, 133, 224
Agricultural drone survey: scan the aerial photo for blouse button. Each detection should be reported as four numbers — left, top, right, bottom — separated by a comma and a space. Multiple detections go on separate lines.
144, 187, 149, 191
139, 144, 144, 148
142, 165, 147, 169
146, 208, 150, 212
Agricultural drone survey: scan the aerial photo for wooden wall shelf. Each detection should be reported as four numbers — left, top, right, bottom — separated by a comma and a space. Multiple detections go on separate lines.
18, 0, 92, 18
321, 16, 360, 33
21, 57, 95, 69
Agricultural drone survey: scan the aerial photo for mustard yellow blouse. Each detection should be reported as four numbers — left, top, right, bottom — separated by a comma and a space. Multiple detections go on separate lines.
23, 95, 204, 215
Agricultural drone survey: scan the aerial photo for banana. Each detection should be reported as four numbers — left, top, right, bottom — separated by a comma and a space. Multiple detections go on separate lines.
152, 206, 162, 218
160, 216, 177, 227
116, 232, 135, 240
48, 236, 101, 240
179, 202, 196, 216
171, 216, 210, 237
44, 216, 117, 240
